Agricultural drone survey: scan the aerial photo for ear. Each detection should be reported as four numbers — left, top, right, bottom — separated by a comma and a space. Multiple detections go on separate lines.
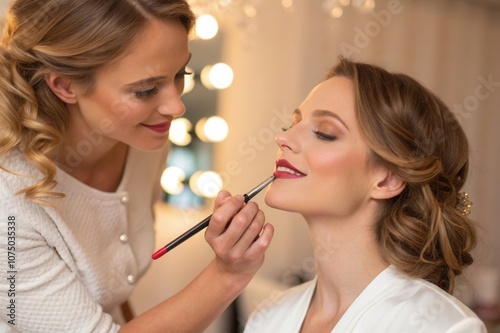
371, 168, 406, 200
44, 72, 78, 104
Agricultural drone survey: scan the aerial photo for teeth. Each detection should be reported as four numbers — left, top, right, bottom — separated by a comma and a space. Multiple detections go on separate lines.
277, 166, 304, 176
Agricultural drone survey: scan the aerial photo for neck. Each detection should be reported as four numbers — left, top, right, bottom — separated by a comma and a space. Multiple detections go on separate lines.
306, 211, 388, 315
49, 115, 129, 191
52, 107, 123, 173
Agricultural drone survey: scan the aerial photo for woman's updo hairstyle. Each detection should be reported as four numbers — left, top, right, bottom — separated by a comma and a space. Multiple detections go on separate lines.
328, 57, 477, 293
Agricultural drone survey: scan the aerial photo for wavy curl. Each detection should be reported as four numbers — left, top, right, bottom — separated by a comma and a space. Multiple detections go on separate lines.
0, 0, 194, 205
328, 57, 477, 293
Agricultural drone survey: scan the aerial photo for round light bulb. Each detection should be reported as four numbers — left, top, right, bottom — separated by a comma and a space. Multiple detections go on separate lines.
161, 166, 186, 195
203, 116, 229, 142
209, 63, 234, 90
182, 66, 195, 94
169, 118, 192, 146
330, 6, 343, 18
244, 5, 257, 18
190, 171, 223, 198
196, 14, 219, 40
200, 65, 215, 90
195, 116, 229, 143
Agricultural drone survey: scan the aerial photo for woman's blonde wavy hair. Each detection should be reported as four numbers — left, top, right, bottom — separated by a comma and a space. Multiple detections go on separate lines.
328, 57, 477, 293
0, 0, 195, 204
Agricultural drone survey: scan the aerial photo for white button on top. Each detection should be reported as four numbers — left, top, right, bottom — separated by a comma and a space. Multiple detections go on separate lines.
119, 234, 128, 243
120, 194, 129, 204
127, 275, 135, 285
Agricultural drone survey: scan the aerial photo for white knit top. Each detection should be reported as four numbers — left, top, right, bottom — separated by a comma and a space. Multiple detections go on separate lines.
0, 147, 167, 332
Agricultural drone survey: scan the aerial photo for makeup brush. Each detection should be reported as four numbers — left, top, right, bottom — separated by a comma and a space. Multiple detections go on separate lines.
152, 175, 275, 260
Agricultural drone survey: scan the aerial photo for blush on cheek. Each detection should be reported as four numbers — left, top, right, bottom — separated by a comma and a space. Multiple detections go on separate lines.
110, 99, 134, 122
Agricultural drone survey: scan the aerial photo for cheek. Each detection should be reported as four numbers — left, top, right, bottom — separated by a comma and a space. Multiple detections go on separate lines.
85, 84, 143, 123
310, 149, 369, 187
309, 150, 352, 176
107, 97, 149, 125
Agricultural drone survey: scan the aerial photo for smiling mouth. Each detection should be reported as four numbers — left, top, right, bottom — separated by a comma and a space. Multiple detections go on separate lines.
274, 160, 306, 178
275, 166, 305, 176
142, 122, 171, 133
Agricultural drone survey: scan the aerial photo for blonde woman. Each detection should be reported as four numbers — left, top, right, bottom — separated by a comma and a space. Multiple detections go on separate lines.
0, 1, 273, 332
244, 58, 486, 333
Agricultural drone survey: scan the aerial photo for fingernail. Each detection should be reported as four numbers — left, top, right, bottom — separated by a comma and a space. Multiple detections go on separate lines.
236, 195, 245, 202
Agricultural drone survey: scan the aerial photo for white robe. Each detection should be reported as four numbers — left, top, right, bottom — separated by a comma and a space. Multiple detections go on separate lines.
244, 266, 486, 333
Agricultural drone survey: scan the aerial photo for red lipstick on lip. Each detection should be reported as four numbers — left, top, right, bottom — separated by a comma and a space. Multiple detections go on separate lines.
273, 159, 306, 179
142, 121, 171, 133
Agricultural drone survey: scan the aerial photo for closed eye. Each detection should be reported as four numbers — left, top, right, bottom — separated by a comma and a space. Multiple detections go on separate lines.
135, 85, 159, 99
313, 129, 336, 141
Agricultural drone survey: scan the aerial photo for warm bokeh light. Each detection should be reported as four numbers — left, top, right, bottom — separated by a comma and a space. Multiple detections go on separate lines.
189, 170, 223, 198
200, 63, 234, 90
330, 6, 343, 18
160, 166, 186, 195
244, 5, 257, 18
195, 14, 219, 40
169, 118, 193, 146
195, 116, 229, 143
352, 0, 375, 12
182, 66, 195, 94
204, 116, 229, 142
282, 0, 293, 9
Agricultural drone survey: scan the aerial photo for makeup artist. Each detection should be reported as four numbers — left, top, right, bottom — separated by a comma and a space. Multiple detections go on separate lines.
0, 1, 274, 332
244, 57, 486, 333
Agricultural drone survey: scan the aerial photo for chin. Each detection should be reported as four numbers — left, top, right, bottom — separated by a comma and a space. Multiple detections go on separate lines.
264, 193, 296, 212
132, 139, 170, 152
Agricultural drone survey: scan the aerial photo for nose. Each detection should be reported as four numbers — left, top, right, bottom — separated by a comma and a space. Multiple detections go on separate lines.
275, 127, 298, 152
158, 84, 185, 117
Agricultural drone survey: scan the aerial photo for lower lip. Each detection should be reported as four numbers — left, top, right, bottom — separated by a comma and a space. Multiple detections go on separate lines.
143, 123, 171, 133
273, 170, 305, 179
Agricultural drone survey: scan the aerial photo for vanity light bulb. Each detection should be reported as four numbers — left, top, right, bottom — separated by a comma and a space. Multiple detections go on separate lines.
209, 63, 234, 89
330, 6, 343, 18
195, 116, 229, 143
161, 166, 186, 195
182, 66, 195, 94
203, 116, 228, 142
190, 171, 223, 198
195, 14, 219, 40
169, 118, 193, 146
200, 65, 215, 90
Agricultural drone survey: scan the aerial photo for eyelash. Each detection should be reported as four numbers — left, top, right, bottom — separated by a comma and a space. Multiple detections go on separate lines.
175, 70, 193, 79
312, 129, 337, 141
135, 85, 159, 99
282, 125, 337, 141
134, 70, 192, 99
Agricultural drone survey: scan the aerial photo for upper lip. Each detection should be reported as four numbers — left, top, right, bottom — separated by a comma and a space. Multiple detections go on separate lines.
142, 121, 171, 128
275, 159, 306, 175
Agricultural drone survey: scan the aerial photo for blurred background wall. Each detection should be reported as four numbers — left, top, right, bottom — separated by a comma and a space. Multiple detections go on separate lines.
1, 0, 499, 332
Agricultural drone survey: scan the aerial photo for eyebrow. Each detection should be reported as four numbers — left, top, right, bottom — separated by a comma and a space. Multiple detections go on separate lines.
311, 109, 349, 131
123, 52, 192, 89
294, 108, 349, 131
